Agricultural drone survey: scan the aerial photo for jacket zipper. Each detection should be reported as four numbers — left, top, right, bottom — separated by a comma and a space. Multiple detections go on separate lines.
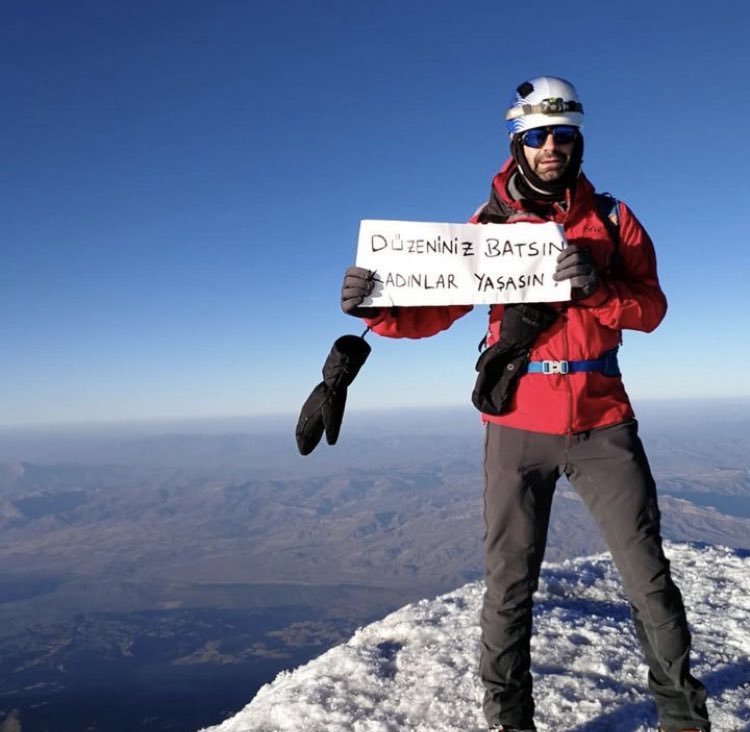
558, 204, 574, 434
561, 311, 573, 434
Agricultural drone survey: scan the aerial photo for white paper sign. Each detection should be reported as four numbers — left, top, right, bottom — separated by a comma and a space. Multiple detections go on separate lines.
356, 220, 571, 306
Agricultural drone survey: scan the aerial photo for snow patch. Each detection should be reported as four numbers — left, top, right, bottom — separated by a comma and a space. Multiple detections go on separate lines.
201, 543, 750, 732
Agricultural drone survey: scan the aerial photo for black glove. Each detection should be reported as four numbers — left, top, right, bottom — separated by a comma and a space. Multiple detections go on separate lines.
553, 246, 600, 299
295, 335, 371, 455
341, 266, 381, 318
295, 383, 328, 456
471, 303, 557, 416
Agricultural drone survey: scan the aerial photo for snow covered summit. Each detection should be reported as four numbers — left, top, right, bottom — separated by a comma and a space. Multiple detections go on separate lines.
200, 543, 749, 732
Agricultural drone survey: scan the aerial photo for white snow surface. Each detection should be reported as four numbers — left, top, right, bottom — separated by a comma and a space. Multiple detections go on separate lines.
201, 543, 750, 732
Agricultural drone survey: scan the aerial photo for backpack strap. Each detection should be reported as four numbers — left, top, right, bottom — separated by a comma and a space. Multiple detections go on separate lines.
595, 192, 621, 275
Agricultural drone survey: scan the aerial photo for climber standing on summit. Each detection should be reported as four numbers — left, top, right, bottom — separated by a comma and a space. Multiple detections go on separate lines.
339, 76, 710, 732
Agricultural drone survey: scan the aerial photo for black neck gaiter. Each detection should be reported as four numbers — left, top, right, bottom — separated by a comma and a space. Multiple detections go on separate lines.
510, 133, 584, 202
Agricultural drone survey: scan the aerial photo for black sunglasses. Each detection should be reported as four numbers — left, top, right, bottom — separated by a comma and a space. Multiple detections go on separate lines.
521, 125, 578, 148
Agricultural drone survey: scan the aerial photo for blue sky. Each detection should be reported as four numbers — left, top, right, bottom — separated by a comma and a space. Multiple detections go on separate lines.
2, 0, 749, 427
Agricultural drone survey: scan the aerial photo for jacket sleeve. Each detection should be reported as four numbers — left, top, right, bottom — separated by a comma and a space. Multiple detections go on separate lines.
365, 304, 473, 339
578, 203, 667, 333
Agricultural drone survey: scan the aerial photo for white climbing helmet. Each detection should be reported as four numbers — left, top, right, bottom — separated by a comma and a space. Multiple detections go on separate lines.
505, 76, 584, 136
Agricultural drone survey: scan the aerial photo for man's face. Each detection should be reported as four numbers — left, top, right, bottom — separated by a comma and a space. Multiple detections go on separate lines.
522, 127, 576, 182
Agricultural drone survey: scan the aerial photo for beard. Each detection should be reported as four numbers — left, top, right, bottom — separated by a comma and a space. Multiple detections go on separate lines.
531, 150, 571, 181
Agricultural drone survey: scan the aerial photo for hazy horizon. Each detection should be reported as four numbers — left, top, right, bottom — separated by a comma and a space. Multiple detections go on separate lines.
1, 394, 749, 434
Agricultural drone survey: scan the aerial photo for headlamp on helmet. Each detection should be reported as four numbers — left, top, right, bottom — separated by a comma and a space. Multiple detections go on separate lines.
505, 76, 584, 136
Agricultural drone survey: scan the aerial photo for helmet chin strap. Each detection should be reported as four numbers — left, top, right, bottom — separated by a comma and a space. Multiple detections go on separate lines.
510, 134, 584, 201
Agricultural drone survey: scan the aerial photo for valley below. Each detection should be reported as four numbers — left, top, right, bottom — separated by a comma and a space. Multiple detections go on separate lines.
1, 402, 748, 731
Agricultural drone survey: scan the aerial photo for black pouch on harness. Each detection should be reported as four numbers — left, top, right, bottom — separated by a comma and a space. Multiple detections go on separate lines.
471, 303, 557, 416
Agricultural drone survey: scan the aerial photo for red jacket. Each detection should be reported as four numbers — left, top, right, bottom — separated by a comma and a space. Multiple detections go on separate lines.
364, 160, 667, 435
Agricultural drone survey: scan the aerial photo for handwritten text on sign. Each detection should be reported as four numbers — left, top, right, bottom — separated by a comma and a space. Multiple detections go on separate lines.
355, 220, 571, 306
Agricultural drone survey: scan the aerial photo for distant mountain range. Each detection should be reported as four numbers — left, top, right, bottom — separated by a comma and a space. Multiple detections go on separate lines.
0, 401, 748, 731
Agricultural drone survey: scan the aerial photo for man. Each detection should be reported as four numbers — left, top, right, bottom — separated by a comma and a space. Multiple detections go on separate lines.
340, 76, 709, 732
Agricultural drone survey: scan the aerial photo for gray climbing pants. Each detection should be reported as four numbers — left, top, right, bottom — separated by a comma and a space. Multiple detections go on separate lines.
480, 420, 710, 732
